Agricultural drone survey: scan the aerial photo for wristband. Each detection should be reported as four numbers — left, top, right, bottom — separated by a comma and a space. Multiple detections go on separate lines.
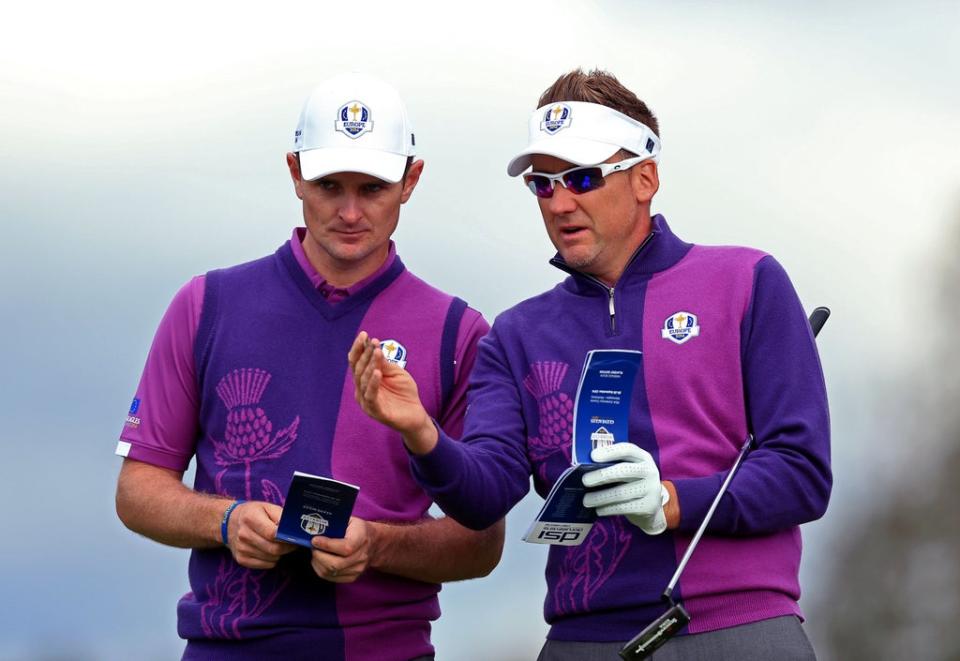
220, 500, 246, 547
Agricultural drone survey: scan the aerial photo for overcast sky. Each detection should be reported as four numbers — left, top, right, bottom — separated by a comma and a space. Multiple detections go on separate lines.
1, 1, 958, 659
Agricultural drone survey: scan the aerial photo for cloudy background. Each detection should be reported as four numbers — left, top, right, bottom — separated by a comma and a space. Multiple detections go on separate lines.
1, 1, 958, 659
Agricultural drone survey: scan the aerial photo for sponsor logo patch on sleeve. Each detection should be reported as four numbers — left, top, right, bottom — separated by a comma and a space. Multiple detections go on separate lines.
125, 397, 142, 428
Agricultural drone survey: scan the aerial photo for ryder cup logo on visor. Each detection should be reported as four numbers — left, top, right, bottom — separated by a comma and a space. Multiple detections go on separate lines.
661, 311, 701, 345
301, 513, 329, 536
380, 339, 408, 369
335, 101, 373, 138
540, 103, 572, 134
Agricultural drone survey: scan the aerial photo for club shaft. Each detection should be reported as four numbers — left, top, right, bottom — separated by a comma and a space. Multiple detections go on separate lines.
663, 307, 828, 600
664, 435, 751, 598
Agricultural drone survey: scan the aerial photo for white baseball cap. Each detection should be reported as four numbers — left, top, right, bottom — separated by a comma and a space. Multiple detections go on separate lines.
506, 101, 660, 176
293, 73, 416, 184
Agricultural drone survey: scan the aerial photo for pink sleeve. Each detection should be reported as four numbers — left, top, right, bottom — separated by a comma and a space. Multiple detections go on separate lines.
437, 308, 490, 439
115, 275, 205, 472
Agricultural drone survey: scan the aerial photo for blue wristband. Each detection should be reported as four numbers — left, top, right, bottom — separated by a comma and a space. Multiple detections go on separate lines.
220, 500, 246, 547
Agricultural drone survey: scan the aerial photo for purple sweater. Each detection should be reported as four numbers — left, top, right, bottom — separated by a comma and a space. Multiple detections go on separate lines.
121, 238, 488, 661
412, 215, 831, 641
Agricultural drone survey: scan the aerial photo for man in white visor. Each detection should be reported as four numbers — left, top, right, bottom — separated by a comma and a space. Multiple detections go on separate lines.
349, 68, 830, 660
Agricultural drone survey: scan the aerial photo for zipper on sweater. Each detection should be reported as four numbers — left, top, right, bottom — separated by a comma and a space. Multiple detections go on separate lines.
607, 286, 616, 332
549, 230, 657, 334
599, 231, 655, 333
575, 271, 617, 332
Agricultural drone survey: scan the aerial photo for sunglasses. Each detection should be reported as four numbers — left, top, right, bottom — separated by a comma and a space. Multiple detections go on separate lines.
523, 155, 652, 199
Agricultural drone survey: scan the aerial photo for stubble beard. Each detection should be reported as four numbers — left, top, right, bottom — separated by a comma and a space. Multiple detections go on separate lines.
560, 242, 603, 275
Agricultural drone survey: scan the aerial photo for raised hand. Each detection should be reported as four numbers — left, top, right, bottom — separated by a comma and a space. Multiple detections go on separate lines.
348, 331, 438, 454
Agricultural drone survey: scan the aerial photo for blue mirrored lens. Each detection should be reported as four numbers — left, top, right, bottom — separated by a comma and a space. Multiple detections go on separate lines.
525, 175, 555, 198
564, 168, 605, 194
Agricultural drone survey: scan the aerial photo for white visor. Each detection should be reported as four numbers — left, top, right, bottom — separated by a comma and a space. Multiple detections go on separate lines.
507, 101, 660, 176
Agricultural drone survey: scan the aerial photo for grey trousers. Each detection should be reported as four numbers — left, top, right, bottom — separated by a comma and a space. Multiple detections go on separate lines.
537, 615, 816, 661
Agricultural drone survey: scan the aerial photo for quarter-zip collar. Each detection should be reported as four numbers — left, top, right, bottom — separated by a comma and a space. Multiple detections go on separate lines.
550, 214, 693, 297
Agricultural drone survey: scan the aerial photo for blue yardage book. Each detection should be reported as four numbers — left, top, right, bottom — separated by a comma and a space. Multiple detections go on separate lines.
524, 349, 642, 546
522, 464, 599, 545
571, 349, 642, 465
276, 471, 359, 548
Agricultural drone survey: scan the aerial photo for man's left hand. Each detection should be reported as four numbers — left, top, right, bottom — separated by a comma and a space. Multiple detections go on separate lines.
311, 517, 372, 583
582, 443, 669, 535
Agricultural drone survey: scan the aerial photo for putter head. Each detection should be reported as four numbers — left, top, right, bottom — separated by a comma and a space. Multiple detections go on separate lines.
618, 602, 690, 660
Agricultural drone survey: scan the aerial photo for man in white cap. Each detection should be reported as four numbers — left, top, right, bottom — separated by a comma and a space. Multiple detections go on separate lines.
350, 69, 830, 660
115, 73, 503, 660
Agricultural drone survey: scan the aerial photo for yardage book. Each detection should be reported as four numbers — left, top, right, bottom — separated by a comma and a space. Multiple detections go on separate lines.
523, 350, 642, 546
275, 471, 359, 548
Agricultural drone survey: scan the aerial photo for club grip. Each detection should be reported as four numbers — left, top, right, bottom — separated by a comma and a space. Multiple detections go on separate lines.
808, 306, 830, 338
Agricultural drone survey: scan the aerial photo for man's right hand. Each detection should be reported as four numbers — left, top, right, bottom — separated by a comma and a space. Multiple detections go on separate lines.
348, 331, 438, 454
226, 501, 297, 569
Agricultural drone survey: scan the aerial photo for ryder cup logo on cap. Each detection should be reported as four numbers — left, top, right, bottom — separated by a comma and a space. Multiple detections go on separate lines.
507, 101, 661, 177
540, 104, 572, 134
293, 73, 415, 184
379, 339, 408, 369
661, 311, 700, 345
335, 101, 373, 138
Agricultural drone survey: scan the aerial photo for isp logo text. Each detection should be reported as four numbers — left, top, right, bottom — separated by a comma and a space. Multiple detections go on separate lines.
538, 528, 584, 544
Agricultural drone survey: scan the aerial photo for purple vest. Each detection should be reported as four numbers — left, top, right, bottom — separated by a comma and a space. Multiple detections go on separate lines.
179, 242, 466, 660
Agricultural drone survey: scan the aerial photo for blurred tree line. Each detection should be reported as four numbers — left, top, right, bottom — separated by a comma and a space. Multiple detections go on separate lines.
821, 209, 960, 660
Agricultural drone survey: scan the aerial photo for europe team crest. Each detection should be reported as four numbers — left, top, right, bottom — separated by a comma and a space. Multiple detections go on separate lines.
540, 104, 572, 134
380, 339, 408, 369
335, 101, 373, 138
301, 512, 329, 536
661, 311, 701, 345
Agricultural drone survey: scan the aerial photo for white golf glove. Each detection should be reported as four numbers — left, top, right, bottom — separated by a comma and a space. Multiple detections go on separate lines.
582, 443, 669, 535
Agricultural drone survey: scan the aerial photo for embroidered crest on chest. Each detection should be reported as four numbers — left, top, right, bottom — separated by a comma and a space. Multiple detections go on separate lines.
661, 311, 701, 345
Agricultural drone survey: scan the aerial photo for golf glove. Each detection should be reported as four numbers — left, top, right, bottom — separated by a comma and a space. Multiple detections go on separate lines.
582, 443, 669, 535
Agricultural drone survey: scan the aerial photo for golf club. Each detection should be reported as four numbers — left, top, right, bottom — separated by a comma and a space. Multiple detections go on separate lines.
619, 306, 831, 660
